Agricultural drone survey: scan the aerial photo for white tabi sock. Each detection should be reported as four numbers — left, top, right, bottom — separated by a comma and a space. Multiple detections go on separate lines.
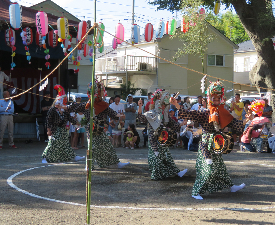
117, 162, 130, 168
42, 158, 47, 164
231, 183, 246, 192
74, 156, 85, 161
177, 169, 188, 177
192, 195, 203, 200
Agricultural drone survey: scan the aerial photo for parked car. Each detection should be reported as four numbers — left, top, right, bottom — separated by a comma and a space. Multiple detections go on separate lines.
67, 92, 89, 103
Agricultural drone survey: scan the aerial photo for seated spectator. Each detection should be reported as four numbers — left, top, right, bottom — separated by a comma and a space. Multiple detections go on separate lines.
123, 124, 140, 148
240, 124, 264, 152
110, 118, 124, 148
125, 131, 135, 149
180, 120, 200, 151
142, 126, 148, 147
169, 108, 178, 122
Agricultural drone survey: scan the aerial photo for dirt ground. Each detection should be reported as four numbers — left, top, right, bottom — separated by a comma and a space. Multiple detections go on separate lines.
1, 133, 275, 225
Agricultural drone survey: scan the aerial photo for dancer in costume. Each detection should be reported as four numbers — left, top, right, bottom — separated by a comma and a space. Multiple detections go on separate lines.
170, 80, 245, 200
137, 89, 188, 180
76, 80, 129, 169
42, 85, 85, 163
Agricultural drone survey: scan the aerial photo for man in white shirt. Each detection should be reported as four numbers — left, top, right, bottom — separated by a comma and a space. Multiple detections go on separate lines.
0, 66, 9, 99
109, 95, 125, 147
191, 95, 203, 110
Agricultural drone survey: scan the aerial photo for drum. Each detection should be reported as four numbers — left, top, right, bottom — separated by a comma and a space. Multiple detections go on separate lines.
211, 131, 233, 154
156, 127, 177, 147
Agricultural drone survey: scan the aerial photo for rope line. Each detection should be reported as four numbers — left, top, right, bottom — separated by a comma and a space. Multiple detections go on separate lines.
3, 22, 272, 102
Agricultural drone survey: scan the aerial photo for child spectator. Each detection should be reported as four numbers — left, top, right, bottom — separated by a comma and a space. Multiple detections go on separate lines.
110, 118, 124, 148
125, 131, 135, 149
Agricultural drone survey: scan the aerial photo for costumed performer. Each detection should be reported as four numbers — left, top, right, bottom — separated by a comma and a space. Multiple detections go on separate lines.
76, 80, 130, 170
170, 80, 245, 200
137, 89, 188, 180
42, 85, 85, 163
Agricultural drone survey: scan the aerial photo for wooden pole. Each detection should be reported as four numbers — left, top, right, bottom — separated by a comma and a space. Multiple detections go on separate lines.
86, 0, 96, 223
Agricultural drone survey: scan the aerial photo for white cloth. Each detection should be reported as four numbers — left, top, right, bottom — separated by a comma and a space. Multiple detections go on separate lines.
76, 113, 85, 129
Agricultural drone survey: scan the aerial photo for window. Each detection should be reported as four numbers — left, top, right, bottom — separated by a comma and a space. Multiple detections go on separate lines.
207, 55, 224, 66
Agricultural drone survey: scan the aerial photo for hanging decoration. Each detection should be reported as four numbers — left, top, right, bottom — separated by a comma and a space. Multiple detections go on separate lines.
5, 28, 16, 70
131, 24, 140, 44
214, 0, 220, 15
48, 30, 58, 48
96, 22, 105, 44
9, 2, 22, 30
77, 20, 89, 50
39, 78, 48, 91
5, 28, 16, 47
112, 37, 117, 50
115, 22, 124, 44
98, 42, 104, 53
181, 18, 189, 33
83, 44, 90, 57
36, 32, 43, 47
36, 11, 48, 36
156, 20, 164, 39
21, 27, 33, 64
168, 18, 177, 35
165, 20, 169, 34
63, 33, 72, 55
57, 17, 69, 41
145, 23, 153, 42
73, 55, 81, 73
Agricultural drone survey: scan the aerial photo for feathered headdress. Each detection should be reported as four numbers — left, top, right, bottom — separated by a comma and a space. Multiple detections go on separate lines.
207, 80, 225, 105
54, 84, 67, 105
249, 99, 265, 117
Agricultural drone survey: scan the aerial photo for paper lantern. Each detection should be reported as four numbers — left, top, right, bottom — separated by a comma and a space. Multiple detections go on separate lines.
36, 32, 43, 47
22, 27, 33, 45
98, 42, 104, 53
115, 22, 124, 44
63, 33, 72, 48
36, 11, 48, 36
83, 44, 90, 57
168, 19, 177, 35
9, 3, 21, 30
96, 22, 105, 44
145, 23, 153, 42
57, 17, 69, 40
112, 37, 117, 50
48, 30, 58, 48
214, 1, 220, 15
5, 28, 16, 47
77, 21, 88, 43
181, 18, 189, 33
156, 20, 164, 39
165, 21, 169, 34
131, 24, 140, 44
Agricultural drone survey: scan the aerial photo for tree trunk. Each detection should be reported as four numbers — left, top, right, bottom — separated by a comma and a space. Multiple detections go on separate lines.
232, 0, 275, 122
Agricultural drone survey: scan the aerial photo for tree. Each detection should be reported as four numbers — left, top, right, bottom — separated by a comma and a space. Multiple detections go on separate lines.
172, 0, 215, 74
120, 81, 147, 99
149, 0, 275, 95
206, 11, 250, 44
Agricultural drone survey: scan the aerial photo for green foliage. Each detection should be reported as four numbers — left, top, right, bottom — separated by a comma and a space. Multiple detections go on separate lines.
172, 0, 215, 72
206, 11, 250, 44
120, 81, 146, 99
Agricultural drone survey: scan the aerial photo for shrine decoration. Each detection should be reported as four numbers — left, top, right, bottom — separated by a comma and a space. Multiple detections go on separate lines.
9, 2, 21, 30
115, 22, 124, 44
145, 23, 153, 42
156, 20, 164, 39
131, 24, 140, 44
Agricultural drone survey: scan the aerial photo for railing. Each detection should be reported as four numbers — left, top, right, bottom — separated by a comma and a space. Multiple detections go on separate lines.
95, 55, 156, 73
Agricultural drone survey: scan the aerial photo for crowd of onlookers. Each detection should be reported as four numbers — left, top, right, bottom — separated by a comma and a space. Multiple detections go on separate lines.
172, 93, 273, 153
39, 89, 273, 153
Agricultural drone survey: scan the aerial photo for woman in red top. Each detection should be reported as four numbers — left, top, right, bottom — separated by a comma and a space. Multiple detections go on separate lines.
241, 124, 264, 152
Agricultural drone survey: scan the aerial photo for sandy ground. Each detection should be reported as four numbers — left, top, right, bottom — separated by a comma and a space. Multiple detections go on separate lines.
1, 133, 275, 225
